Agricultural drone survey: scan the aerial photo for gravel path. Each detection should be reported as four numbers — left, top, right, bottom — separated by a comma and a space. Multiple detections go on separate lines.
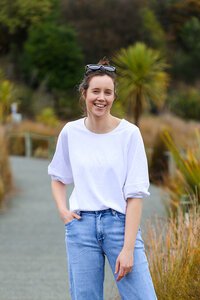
0, 156, 167, 300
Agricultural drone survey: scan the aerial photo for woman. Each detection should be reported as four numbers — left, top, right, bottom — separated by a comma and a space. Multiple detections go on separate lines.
48, 59, 157, 300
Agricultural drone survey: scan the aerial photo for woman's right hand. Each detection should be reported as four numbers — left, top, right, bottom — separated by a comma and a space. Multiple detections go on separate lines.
59, 208, 81, 224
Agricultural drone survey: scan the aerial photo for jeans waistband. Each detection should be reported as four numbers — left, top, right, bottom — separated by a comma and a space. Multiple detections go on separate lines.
77, 208, 118, 216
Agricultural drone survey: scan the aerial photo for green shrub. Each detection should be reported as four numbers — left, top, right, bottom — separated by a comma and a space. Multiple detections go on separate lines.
167, 87, 200, 121
162, 130, 200, 214
36, 107, 59, 127
0, 71, 15, 124
21, 22, 84, 91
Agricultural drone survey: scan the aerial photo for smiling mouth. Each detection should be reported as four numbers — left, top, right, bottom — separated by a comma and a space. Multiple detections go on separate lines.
94, 103, 107, 108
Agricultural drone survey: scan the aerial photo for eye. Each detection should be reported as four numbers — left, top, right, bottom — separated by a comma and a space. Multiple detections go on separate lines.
105, 90, 112, 95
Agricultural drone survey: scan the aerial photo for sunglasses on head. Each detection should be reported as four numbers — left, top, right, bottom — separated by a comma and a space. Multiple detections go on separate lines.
85, 64, 116, 74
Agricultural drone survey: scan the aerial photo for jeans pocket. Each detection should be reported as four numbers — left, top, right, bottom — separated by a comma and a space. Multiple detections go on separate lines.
65, 218, 78, 227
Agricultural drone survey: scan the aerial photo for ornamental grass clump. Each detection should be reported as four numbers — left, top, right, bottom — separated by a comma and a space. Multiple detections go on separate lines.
145, 201, 200, 300
162, 129, 200, 214
0, 127, 12, 208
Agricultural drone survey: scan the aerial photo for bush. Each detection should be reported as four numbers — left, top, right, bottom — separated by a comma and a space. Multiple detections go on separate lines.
162, 130, 200, 214
167, 87, 200, 121
0, 70, 15, 124
36, 107, 59, 127
21, 22, 84, 91
145, 201, 200, 300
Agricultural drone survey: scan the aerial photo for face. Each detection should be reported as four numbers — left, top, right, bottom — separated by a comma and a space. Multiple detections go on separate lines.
83, 75, 115, 118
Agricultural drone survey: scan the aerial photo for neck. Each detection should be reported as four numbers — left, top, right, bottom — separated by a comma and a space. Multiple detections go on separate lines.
85, 114, 120, 134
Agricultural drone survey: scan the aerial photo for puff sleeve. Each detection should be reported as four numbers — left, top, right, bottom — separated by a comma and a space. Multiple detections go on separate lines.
123, 127, 150, 200
48, 126, 73, 184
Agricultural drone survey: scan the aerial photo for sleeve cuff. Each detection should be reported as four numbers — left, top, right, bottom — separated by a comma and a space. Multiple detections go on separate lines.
48, 165, 73, 184
124, 183, 150, 200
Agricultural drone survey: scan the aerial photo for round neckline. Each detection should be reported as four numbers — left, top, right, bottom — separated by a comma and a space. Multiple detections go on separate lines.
83, 117, 124, 135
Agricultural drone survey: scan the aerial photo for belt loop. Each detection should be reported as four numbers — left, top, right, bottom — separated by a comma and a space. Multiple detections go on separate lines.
99, 212, 102, 220
111, 209, 116, 215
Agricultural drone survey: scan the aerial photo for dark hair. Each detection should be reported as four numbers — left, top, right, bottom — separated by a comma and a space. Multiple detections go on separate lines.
78, 57, 117, 116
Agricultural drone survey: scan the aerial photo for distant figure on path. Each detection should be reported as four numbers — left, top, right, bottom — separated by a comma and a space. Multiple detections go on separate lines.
48, 58, 157, 299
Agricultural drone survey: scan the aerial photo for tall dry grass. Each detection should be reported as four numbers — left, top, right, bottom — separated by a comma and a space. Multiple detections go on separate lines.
140, 113, 200, 149
7, 119, 63, 136
6, 120, 63, 158
145, 201, 200, 300
0, 127, 12, 209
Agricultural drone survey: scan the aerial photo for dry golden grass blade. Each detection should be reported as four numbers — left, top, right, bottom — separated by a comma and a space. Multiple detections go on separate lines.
145, 202, 200, 300
0, 126, 12, 209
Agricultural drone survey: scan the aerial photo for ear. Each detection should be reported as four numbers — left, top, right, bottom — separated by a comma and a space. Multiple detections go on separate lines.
82, 90, 86, 100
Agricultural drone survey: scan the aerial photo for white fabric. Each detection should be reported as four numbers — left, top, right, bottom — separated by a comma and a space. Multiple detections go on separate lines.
48, 117, 150, 214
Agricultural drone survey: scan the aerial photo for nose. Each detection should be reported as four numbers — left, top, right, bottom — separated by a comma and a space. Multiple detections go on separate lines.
97, 92, 106, 100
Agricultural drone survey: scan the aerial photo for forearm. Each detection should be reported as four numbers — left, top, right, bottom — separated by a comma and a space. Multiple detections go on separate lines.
123, 198, 143, 251
51, 180, 68, 213
51, 180, 81, 224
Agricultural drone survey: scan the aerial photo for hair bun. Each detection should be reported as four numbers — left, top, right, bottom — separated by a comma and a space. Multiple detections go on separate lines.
98, 57, 110, 66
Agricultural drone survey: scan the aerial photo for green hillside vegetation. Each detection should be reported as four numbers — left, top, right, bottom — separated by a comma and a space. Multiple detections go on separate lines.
0, 0, 199, 121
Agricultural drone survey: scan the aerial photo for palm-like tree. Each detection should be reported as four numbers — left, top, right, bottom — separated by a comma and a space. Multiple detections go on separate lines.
113, 42, 169, 126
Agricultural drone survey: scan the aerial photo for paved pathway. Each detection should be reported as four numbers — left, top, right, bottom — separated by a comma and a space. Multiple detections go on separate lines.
0, 156, 167, 300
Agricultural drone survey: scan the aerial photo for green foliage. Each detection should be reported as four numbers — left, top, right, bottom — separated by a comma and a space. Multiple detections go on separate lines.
36, 107, 59, 127
0, 0, 58, 55
1, 0, 200, 120
111, 100, 126, 119
113, 42, 169, 126
13, 84, 35, 118
162, 130, 200, 210
140, 8, 166, 52
172, 17, 200, 82
181, 17, 200, 54
166, 1, 200, 82
168, 0, 200, 40
168, 87, 200, 120
0, 70, 15, 123
62, 0, 147, 62
0, 0, 55, 34
21, 22, 84, 91
49, 89, 81, 120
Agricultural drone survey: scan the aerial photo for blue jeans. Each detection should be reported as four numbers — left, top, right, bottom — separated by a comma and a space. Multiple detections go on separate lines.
65, 208, 157, 300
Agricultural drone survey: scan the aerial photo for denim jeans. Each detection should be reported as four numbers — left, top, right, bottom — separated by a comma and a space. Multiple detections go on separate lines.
65, 208, 157, 300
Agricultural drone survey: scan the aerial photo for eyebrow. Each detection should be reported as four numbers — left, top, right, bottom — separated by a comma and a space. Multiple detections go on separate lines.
91, 88, 113, 92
